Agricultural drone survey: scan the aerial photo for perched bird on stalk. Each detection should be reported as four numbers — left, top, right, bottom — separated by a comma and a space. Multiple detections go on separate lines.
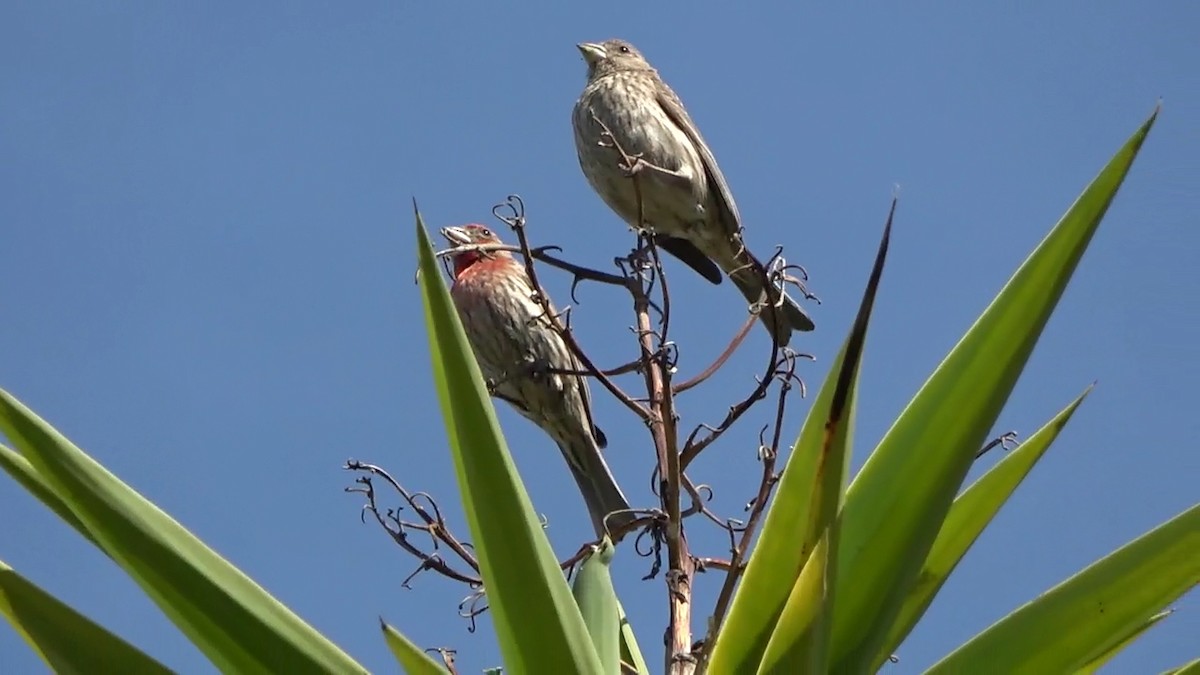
440, 223, 634, 537
572, 38, 815, 346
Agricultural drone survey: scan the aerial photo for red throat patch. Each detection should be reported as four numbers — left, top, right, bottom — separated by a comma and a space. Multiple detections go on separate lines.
451, 251, 482, 279
451, 250, 516, 282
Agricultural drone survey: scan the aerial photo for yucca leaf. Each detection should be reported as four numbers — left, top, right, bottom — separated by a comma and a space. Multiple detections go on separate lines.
829, 108, 1159, 671
1073, 609, 1173, 674
877, 387, 1092, 665
703, 351, 840, 674
572, 539, 620, 674
927, 503, 1199, 673
414, 206, 603, 675
0, 443, 95, 547
618, 599, 651, 675
0, 559, 173, 674
0, 388, 366, 674
380, 619, 448, 674
711, 202, 893, 674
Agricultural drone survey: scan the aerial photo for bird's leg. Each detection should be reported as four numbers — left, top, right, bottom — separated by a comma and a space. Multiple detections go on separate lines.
621, 242, 656, 275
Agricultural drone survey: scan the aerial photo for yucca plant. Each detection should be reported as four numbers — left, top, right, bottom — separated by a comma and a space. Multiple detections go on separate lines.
2, 107, 1196, 674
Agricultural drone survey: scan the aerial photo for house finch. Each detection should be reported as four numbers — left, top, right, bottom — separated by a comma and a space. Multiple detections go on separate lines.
572, 39, 815, 346
440, 224, 634, 537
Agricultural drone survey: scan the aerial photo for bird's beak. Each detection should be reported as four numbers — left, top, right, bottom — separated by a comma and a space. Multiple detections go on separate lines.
440, 226, 472, 246
577, 42, 607, 65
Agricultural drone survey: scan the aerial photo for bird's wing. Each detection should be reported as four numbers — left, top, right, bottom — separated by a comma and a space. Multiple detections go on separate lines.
654, 234, 723, 284
571, 353, 609, 450
492, 389, 532, 418
655, 85, 743, 237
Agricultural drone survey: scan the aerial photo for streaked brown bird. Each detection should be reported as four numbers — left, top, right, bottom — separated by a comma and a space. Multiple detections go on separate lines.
440, 224, 634, 536
572, 38, 815, 345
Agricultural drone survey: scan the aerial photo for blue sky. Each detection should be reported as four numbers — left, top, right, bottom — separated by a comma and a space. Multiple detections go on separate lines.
2, 3, 1197, 673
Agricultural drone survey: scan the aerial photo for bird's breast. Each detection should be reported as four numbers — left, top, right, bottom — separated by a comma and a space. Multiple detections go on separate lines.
582, 76, 698, 174
575, 74, 709, 232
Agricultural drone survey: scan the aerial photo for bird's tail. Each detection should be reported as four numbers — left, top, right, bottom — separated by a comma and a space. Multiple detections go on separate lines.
560, 435, 636, 538
728, 250, 816, 347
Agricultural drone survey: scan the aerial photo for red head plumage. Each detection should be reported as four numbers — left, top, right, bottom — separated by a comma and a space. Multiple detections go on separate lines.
440, 224, 514, 280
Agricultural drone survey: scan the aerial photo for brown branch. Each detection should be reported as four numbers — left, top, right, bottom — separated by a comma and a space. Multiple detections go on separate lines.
457, 590, 489, 633
417, 162, 824, 670
678, 345, 801, 471
977, 430, 1019, 459
543, 356, 646, 379
635, 242, 694, 674
587, 109, 697, 673
694, 557, 738, 573
649, 237, 673, 345
672, 314, 756, 395
424, 648, 459, 674
422, 109, 821, 669
698, 364, 796, 662
435, 241, 629, 288
489, 195, 649, 423
558, 512, 663, 579
678, 475, 727, 528
676, 241, 817, 470
344, 460, 481, 587
533, 247, 630, 289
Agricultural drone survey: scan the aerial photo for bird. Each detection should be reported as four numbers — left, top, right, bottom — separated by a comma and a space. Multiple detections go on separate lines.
572, 38, 815, 346
440, 223, 635, 537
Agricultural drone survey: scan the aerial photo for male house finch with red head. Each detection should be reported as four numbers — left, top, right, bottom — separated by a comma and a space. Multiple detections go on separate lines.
441, 224, 634, 536
572, 39, 815, 346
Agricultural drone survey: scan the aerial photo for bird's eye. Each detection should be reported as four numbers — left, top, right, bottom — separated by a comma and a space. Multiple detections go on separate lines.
480, 228, 492, 237
618, 44, 630, 54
